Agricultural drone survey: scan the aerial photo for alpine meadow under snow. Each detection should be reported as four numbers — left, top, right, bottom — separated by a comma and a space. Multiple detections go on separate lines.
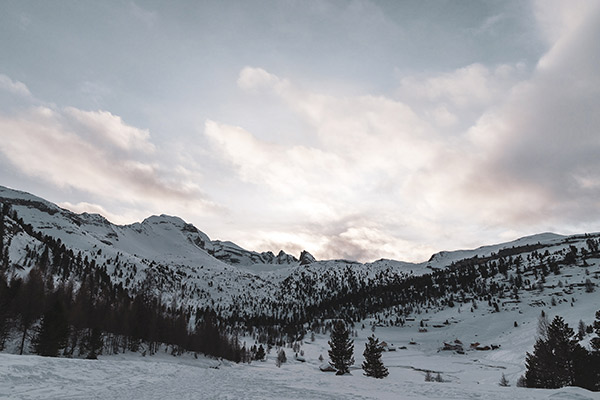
1, 186, 600, 399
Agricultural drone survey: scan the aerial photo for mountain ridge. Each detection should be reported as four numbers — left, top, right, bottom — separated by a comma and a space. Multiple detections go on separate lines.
0, 185, 586, 268
1, 184, 599, 387
1, 183, 599, 325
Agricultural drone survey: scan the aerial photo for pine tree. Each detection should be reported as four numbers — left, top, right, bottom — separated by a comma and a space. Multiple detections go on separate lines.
572, 343, 596, 391
525, 316, 580, 388
83, 327, 103, 359
0, 274, 10, 351
577, 320, 586, 340
328, 320, 354, 375
16, 269, 45, 355
525, 337, 552, 388
275, 348, 286, 368
589, 310, 600, 390
32, 297, 69, 357
592, 310, 600, 352
362, 335, 388, 378
537, 310, 549, 340
254, 344, 265, 361
546, 316, 578, 387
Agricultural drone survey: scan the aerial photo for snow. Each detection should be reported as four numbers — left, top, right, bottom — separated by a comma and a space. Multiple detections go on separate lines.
2, 258, 599, 399
2, 185, 600, 398
1, 329, 598, 400
426, 232, 567, 269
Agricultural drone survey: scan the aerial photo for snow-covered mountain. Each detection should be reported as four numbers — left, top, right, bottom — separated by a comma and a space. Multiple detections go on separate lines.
2, 185, 600, 397
0, 185, 419, 315
1, 184, 598, 324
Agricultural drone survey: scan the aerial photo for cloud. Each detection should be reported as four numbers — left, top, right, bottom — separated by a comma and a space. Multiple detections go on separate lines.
206, 68, 471, 261
2, 1, 598, 264
58, 201, 136, 225
237, 67, 289, 93
64, 107, 155, 153
0, 103, 220, 220
129, 2, 158, 27
0, 74, 31, 97
205, 7, 600, 263
397, 63, 526, 111
463, 1, 600, 227
532, 0, 596, 46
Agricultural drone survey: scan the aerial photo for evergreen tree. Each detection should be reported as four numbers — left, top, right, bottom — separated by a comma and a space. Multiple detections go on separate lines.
588, 310, 600, 390
16, 269, 45, 355
572, 343, 596, 391
362, 335, 388, 378
83, 327, 103, 359
0, 274, 10, 351
275, 348, 286, 367
546, 316, 578, 387
537, 310, 549, 340
525, 316, 580, 388
328, 320, 354, 375
525, 336, 551, 388
424, 371, 434, 382
577, 320, 586, 340
254, 344, 265, 361
32, 297, 69, 357
592, 310, 600, 352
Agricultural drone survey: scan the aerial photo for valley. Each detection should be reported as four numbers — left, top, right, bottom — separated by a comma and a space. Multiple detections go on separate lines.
0, 185, 599, 398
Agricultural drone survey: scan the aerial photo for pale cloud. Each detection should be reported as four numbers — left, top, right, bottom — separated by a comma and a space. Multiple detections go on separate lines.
0, 74, 31, 97
204, 120, 352, 220
237, 67, 437, 165
64, 107, 155, 153
398, 63, 526, 110
459, 1, 600, 230
319, 223, 436, 263
0, 104, 218, 219
58, 201, 139, 226
476, 14, 505, 34
429, 105, 458, 128
129, 2, 158, 28
237, 67, 289, 94
205, 2, 600, 262
207, 68, 473, 261
532, 0, 595, 46
2, 1, 599, 263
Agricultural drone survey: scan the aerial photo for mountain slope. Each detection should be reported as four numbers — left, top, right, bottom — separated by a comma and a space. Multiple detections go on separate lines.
1, 184, 599, 327
1, 185, 599, 396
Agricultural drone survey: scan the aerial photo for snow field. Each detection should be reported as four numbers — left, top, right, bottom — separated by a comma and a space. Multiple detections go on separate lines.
2, 277, 600, 400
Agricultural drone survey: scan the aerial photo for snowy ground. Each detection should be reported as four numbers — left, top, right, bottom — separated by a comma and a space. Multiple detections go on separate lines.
3, 293, 600, 400
0, 350, 597, 400
2, 254, 599, 399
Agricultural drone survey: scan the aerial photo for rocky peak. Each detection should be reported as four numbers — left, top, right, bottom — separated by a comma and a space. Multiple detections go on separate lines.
299, 250, 316, 265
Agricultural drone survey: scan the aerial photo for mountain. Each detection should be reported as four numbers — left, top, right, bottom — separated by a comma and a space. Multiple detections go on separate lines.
1, 185, 597, 315
0, 185, 423, 315
1, 185, 599, 364
0, 185, 299, 268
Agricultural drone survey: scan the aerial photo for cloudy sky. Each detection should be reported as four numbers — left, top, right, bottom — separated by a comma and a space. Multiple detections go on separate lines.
1, 1, 599, 262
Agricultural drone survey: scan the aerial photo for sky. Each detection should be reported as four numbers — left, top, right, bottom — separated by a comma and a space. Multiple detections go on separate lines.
1, 0, 600, 263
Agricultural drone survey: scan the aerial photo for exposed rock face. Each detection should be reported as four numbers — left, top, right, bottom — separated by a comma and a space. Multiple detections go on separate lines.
209, 241, 298, 266
299, 250, 316, 265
